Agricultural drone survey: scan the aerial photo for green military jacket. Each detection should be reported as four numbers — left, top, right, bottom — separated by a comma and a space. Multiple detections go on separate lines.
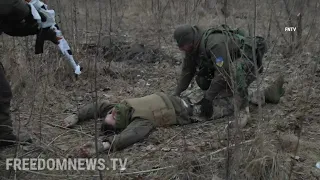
175, 25, 242, 94
175, 25, 265, 101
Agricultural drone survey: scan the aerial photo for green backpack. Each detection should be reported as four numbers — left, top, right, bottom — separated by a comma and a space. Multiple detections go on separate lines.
203, 24, 267, 73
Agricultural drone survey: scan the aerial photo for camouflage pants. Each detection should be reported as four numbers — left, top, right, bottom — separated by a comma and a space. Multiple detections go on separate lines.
201, 93, 245, 120
233, 58, 256, 108
0, 62, 14, 139
77, 101, 116, 122
205, 58, 255, 120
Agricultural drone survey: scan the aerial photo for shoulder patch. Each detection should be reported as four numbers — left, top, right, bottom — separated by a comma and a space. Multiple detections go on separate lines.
215, 57, 224, 67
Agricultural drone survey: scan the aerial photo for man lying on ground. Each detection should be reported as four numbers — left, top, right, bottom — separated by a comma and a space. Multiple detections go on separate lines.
64, 77, 284, 158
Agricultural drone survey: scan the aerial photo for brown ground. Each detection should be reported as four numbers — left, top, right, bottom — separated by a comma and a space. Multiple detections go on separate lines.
1, 0, 320, 179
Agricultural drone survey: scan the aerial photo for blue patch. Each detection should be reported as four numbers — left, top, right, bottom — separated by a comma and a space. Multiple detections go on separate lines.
215, 57, 224, 67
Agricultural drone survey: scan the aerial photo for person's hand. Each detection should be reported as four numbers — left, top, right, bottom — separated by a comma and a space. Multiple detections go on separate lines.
199, 98, 213, 118
78, 142, 95, 158
77, 140, 111, 158
102, 141, 111, 150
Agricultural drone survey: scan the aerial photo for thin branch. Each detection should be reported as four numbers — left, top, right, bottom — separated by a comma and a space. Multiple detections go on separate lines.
201, 139, 255, 158
43, 121, 93, 138
14, 170, 100, 178
119, 165, 175, 175
288, 58, 318, 180
252, 0, 263, 129
92, 0, 104, 179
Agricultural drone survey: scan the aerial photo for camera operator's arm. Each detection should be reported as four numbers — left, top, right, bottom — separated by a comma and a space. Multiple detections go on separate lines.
0, 0, 40, 36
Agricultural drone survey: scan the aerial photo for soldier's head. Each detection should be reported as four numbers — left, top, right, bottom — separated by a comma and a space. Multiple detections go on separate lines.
100, 104, 132, 135
173, 24, 196, 52
100, 108, 118, 135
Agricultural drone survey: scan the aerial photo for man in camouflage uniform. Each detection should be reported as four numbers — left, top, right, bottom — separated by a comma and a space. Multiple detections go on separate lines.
65, 81, 285, 157
64, 92, 194, 156
0, 0, 57, 147
173, 24, 268, 118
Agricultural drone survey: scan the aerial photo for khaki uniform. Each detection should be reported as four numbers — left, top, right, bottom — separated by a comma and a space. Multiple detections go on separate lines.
76, 93, 193, 151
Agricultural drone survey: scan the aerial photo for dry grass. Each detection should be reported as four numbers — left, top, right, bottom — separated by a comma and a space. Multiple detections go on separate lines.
1, 0, 320, 179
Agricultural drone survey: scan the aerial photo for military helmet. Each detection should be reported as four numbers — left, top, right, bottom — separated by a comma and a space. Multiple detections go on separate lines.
173, 24, 195, 47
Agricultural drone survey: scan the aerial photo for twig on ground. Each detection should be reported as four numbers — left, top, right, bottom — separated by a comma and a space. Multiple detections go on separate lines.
165, 129, 183, 145
118, 165, 175, 175
201, 139, 255, 159
42, 121, 93, 138
16, 170, 99, 178
18, 147, 41, 158
46, 130, 71, 147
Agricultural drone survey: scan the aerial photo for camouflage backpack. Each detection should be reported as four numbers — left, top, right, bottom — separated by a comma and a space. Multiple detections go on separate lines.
203, 24, 267, 73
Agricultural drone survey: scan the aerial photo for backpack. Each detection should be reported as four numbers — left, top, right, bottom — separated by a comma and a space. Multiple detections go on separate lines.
203, 24, 267, 73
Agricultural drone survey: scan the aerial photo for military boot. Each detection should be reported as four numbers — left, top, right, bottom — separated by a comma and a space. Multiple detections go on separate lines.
264, 75, 285, 104
229, 106, 250, 128
249, 75, 285, 105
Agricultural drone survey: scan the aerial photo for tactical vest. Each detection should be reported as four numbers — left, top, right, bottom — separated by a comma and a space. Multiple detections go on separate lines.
198, 24, 265, 73
122, 92, 177, 127
199, 24, 245, 60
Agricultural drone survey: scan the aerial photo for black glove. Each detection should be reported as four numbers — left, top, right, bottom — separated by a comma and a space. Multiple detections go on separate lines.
199, 98, 213, 118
